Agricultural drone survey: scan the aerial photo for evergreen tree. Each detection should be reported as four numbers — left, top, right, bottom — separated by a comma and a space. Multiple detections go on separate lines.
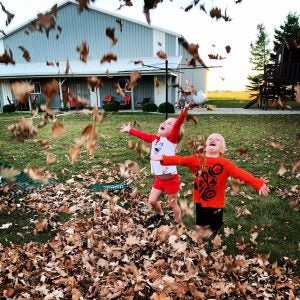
246, 25, 270, 97
271, 12, 300, 61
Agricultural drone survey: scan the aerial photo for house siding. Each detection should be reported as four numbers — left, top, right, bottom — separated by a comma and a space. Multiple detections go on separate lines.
2, 3, 154, 63
0, 1, 207, 110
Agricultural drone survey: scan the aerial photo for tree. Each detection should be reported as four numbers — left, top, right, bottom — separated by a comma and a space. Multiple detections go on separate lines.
246, 25, 270, 97
271, 12, 300, 61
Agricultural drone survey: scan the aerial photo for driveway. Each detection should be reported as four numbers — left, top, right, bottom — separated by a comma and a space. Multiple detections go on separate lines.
180, 107, 300, 115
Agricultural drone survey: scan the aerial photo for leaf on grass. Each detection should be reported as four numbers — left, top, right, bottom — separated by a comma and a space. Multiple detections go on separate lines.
277, 163, 287, 176
270, 142, 284, 149
235, 207, 252, 217
46, 153, 56, 165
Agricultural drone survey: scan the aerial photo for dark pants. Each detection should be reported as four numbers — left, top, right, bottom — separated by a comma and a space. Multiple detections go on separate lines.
195, 203, 224, 232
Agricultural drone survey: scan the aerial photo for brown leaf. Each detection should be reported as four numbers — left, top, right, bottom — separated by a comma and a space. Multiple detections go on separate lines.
0, 48, 15, 64
11, 81, 35, 103
46, 153, 56, 165
88, 76, 103, 91
24, 166, 50, 184
43, 79, 59, 106
225, 45, 231, 53
156, 50, 167, 59
106, 27, 118, 46
277, 163, 287, 176
76, 40, 89, 63
100, 52, 117, 64
18, 46, 31, 62
127, 70, 141, 89
185, 114, 197, 125
65, 58, 70, 75
51, 122, 65, 138
69, 145, 81, 164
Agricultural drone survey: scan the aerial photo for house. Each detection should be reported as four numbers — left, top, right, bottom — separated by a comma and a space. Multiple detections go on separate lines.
0, 0, 208, 111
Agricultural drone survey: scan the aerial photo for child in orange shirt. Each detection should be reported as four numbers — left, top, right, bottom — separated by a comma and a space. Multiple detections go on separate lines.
152, 133, 270, 232
121, 102, 192, 226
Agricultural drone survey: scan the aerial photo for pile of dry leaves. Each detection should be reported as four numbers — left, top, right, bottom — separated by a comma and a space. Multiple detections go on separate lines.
0, 166, 299, 299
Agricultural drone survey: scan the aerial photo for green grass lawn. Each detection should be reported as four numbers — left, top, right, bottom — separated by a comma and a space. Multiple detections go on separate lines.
0, 111, 300, 274
207, 99, 300, 109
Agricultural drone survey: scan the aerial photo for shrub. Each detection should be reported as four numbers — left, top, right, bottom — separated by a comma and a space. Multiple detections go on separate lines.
142, 103, 158, 112
103, 101, 119, 112
142, 97, 151, 105
158, 102, 175, 114
3, 104, 16, 113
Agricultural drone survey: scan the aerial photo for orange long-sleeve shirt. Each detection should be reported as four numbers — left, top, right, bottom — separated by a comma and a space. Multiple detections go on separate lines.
161, 154, 265, 208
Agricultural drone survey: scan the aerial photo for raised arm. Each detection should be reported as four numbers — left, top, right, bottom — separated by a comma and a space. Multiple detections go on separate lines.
169, 101, 193, 143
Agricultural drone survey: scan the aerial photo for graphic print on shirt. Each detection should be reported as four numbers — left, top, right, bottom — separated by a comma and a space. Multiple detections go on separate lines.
154, 140, 164, 154
194, 163, 224, 201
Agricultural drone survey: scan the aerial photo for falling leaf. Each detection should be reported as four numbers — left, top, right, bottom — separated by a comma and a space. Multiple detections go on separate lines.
0, 48, 15, 64
116, 18, 123, 32
24, 166, 50, 184
0, 166, 20, 182
0, 2, 14, 26
185, 114, 197, 125
106, 27, 118, 46
65, 58, 70, 75
156, 50, 167, 59
88, 76, 103, 91
210, 7, 222, 20
11, 81, 35, 103
69, 145, 81, 164
225, 45, 231, 53
127, 70, 141, 89
43, 79, 59, 106
100, 52, 117, 64
18, 46, 31, 62
51, 122, 65, 138
76, 40, 89, 63
237, 146, 248, 156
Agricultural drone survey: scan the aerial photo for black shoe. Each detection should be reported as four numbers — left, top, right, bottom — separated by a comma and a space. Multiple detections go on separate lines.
145, 214, 164, 228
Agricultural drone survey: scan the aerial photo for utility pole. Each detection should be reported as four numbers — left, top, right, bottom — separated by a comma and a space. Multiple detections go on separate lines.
165, 59, 168, 119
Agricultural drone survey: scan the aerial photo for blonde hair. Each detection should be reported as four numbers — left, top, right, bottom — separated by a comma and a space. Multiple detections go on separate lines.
206, 133, 226, 154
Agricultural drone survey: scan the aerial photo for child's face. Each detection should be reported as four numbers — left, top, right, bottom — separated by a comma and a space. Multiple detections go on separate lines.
157, 118, 176, 137
205, 133, 225, 157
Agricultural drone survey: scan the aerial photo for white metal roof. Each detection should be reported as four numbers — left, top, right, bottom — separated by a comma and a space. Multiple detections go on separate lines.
0, 56, 182, 79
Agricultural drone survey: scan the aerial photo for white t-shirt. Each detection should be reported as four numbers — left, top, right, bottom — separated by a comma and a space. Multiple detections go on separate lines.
150, 137, 177, 175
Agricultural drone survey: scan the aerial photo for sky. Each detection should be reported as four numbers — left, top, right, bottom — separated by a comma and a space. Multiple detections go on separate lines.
0, 0, 299, 91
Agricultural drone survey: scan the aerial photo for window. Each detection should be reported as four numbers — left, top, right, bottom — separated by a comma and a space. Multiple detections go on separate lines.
32, 82, 41, 94
118, 78, 130, 91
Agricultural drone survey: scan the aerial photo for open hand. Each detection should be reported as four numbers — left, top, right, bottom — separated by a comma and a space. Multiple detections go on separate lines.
259, 184, 270, 197
120, 122, 131, 133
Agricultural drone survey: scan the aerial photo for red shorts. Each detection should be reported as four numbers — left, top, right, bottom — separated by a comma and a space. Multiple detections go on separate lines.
153, 174, 180, 194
